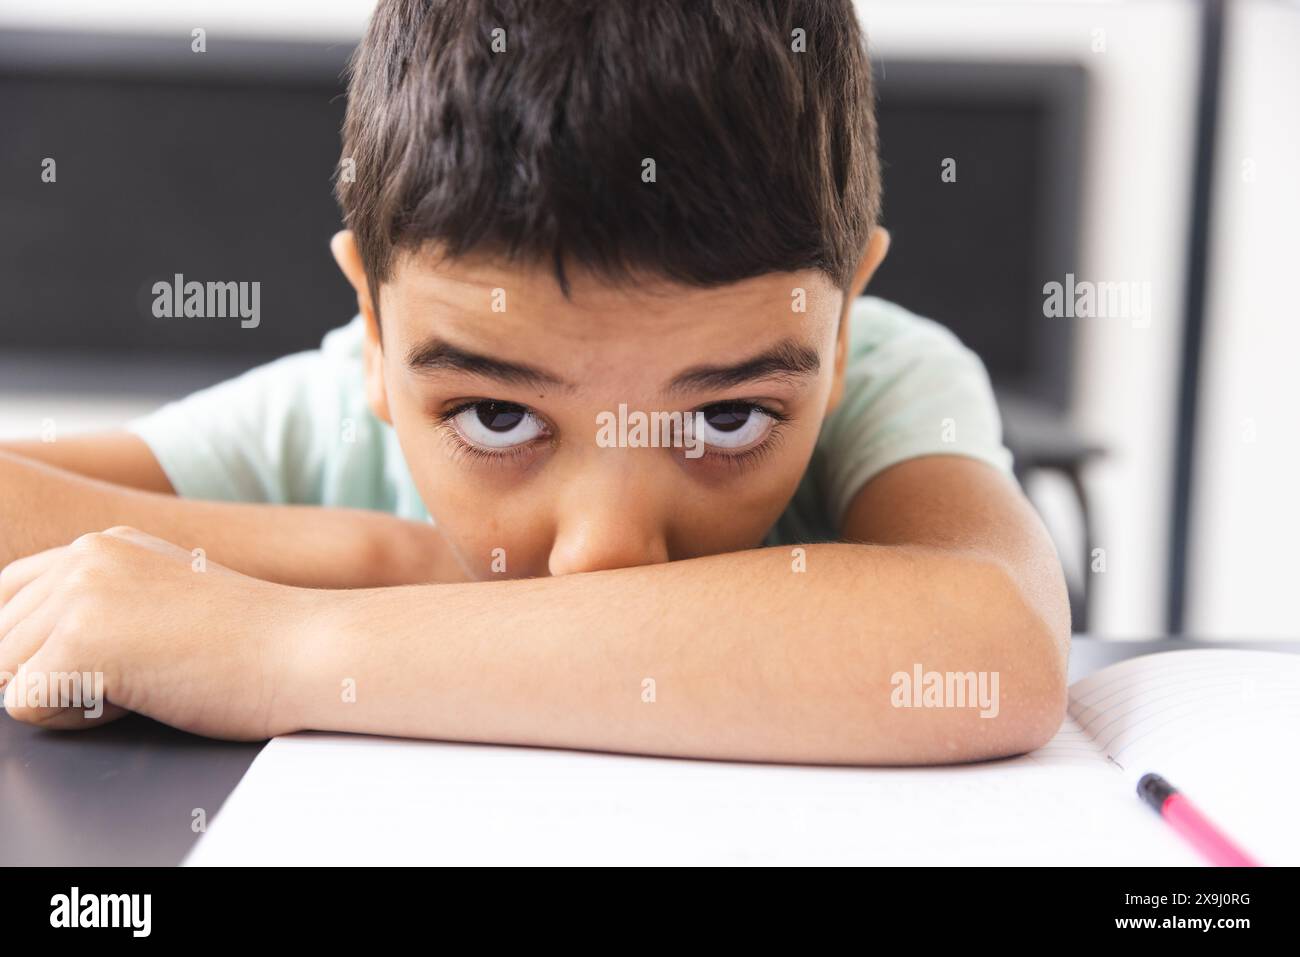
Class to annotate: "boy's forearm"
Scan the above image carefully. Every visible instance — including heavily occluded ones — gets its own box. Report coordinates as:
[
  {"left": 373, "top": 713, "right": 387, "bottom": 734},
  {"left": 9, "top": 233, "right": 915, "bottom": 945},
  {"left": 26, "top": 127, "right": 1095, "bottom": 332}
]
[
  {"left": 285, "top": 544, "right": 1069, "bottom": 765},
  {"left": 0, "top": 451, "right": 450, "bottom": 588}
]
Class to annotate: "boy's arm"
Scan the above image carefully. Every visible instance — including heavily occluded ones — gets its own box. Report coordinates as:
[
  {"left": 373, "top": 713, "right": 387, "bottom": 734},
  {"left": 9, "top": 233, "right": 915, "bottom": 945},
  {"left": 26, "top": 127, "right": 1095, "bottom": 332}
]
[
  {"left": 0, "top": 455, "right": 1068, "bottom": 763},
  {"left": 281, "top": 455, "right": 1068, "bottom": 764},
  {"left": 0, "top": 437, "right": 456, "bottom": 588},
  {"left": 0, "top": 432, "right": 176, "bottom": 495}
]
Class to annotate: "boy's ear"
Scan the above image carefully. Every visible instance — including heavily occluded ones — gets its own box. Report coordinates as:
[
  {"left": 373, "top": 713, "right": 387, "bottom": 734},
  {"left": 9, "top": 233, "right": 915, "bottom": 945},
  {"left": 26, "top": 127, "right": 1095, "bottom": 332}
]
[
  {"left": 331, "top": 230, "right": 392, "bottom": 426},
  {"left": 826, "top": 227, "right": 891, "bottom": 414}
]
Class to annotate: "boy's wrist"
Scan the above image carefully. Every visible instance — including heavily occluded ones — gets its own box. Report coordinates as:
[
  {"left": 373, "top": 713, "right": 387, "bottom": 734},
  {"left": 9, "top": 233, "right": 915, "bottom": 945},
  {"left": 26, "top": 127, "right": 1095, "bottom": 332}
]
[
  {"left": 270, "top": 537, "right": 460, "bottom": 736},
  {"left": 275, "top": 585, "right": 364, "bottom": 735}
]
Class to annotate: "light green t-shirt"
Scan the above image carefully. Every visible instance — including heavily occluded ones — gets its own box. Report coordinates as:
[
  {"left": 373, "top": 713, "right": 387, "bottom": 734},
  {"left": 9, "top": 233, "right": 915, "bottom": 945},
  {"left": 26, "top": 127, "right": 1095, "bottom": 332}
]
[{"left": 128, "top": 296, "right": 1014, "bottom": 545}]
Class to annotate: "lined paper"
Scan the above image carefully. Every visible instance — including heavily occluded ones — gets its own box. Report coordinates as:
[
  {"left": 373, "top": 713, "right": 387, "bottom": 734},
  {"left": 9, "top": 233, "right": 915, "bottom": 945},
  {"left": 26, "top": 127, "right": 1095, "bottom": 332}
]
[
  {"left": 1067, "top": 649, "right": 1300, "bottom": 863},
  {"left": 186, "top": 649, "right": 1297, "bottom": 866}
]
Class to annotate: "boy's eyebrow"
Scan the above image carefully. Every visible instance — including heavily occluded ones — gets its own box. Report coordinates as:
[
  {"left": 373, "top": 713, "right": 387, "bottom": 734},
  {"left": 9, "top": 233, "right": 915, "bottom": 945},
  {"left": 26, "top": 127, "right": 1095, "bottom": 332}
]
[
  {"left": 667, "top": 338, "right": 821, "bottom": 394},
  {"left": 405, "top": 335, "right": 821, "bottom": 394},
  {"left": 405, "top": 338, "right": 572, "bottom": 390}
]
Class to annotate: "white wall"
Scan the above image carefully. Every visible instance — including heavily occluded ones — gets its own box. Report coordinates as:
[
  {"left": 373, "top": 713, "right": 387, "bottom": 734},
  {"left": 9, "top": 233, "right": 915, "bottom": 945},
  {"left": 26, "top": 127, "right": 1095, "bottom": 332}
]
[
  {"left": 858, "top": 1, "right": 1200, "bottom": 637},
  {"left": 1188, "top": 0, "right": 1300, "bottom": 639}
]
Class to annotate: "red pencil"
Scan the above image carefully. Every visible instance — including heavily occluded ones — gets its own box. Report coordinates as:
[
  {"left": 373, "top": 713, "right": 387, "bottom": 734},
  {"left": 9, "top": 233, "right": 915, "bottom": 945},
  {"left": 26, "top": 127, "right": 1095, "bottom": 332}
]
[{"left": 1138, "top": 772, "right": 1260, "bottom": 867}]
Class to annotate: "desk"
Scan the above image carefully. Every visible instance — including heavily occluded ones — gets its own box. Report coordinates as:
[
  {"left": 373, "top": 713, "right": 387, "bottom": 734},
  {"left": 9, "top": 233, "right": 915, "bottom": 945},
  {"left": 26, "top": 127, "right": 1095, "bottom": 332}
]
[{"left": 2, "top": 637, "right": 1297, "bottom": 866}]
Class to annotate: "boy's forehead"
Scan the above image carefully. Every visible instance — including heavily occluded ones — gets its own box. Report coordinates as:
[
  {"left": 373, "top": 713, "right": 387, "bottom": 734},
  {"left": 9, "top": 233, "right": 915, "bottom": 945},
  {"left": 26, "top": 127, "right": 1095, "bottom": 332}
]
[{"left": 382, "top": 249, "right": 844, "bottom": 348}]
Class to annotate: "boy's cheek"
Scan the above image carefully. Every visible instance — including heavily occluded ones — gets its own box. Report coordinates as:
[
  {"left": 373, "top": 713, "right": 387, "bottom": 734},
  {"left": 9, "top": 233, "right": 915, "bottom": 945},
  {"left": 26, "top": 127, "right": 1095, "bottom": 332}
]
[{"left": 417, "top": 484, "right": 554, "bottom": 580}]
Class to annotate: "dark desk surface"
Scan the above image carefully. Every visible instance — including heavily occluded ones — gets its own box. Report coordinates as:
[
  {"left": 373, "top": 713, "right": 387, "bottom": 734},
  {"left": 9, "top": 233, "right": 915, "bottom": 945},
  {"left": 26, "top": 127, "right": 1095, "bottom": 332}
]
[{"left": 3, "top": 636, "right": 1297, "bottom": 866}]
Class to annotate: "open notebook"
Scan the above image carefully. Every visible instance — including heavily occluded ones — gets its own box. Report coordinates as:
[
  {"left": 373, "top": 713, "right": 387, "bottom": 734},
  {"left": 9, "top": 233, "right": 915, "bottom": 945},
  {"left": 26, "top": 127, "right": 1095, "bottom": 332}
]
[{"left": 186, "top": 649, "right": 1300, "bottom": 865}]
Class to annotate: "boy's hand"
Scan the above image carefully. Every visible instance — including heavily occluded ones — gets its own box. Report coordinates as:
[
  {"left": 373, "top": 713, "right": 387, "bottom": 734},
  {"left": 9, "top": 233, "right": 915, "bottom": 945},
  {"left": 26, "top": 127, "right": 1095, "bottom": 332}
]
[{"left": 0, "top": 526, "right": 309, "bottom": 740}]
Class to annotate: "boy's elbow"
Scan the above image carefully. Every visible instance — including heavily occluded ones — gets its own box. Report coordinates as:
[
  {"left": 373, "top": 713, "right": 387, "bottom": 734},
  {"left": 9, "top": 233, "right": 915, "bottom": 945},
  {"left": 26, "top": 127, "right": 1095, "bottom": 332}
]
[
  {"left": 979, "top": 559, "right": 1072, "bottom": 758},
  {"left": 911, "top": 557, "right": 1070, "bottom": 763},
  {"left": 938, "top": 646, "right": 1068, "bottom": 765},
  {"left": 794, "top": 555, "right": 1071, "bottom": 766},
  {"left": 1002, "top": 659, "right": 1069, "bottom": 756}
]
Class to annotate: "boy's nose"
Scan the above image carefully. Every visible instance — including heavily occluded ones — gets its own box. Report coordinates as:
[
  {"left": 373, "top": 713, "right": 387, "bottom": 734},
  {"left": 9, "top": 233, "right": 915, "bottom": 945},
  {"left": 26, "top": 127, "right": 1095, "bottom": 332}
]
[{"left": 547, "top": 472, "right": 670, "bottom": 577}]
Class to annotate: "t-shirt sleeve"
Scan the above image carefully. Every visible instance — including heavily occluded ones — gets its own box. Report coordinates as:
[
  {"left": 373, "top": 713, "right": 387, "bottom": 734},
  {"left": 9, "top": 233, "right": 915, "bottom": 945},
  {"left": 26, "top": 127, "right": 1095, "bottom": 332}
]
[
  {"left": 125, "top": 318, "right": 373, "bottom": 506},
  {"left": 815, "top": 297, "right": 1015, "bottom": 527}
]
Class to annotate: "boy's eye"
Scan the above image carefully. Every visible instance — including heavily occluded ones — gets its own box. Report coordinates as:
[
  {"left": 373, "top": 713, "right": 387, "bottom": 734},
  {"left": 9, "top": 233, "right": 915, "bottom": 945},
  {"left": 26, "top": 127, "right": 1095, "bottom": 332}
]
[
  {"left": 451, "top": 401, "right": 547, "bottom": 449},
  {"left": 696, "top": 402, "right": 775, "bottom": 450}
]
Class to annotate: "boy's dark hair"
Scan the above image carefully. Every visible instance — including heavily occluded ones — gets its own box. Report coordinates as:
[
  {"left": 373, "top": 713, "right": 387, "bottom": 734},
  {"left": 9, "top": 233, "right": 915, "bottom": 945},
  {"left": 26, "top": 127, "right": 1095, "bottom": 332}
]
[{"left": 337, "top": 0, "right": 880, "bottom": 297}]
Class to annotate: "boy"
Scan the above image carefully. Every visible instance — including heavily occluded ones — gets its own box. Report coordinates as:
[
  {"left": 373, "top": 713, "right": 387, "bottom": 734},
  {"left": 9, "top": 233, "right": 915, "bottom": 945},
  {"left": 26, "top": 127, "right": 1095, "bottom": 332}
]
[{"left": 0, "top": 0, "right": 1068, "bottom": 763}]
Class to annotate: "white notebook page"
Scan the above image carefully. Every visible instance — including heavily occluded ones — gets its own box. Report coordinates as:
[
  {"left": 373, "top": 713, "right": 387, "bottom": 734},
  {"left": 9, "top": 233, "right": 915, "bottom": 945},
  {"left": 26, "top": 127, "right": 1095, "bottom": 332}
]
[
  {"left": 186, "top": 649, "right": 1298, "bottom": 866},
  {"left": 1065, "top": 649, "right": 1300, "bottom": 864}
]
